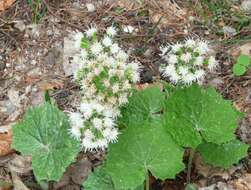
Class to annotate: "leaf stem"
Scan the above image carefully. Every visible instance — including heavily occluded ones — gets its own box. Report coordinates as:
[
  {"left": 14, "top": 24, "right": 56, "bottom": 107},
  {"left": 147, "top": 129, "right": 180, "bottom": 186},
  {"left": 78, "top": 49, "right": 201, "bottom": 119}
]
[
  {"left": 145, "top": 171, "right": 149, "bottom": 190},
  {"left": 187, "top": 148, "right": 195, "bottom": 184}
]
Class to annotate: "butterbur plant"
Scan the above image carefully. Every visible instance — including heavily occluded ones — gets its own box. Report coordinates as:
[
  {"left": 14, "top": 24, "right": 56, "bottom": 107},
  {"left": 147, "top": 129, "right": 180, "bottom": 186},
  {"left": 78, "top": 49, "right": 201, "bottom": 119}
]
[
  {"left": 68, "top": 25, "right": 141, "bottom": 151},
  {"left": 159, "top": 38, "right": 218, "bottom": 85},
  {"left": 11, "top": 23, "right": 249, "bottom": 190},
  {"left": 82, "top": 84, "right": 249, "bottom": 190}
]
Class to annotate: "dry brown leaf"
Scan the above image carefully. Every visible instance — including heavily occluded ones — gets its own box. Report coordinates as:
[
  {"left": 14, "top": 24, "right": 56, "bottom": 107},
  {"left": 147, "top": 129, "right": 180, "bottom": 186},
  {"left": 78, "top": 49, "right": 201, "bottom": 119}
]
[
  {"left": 231, "top": 43, "right": 251, "bottom": 57},
  {"left": 9, "top": 169, "right": 30, "bottom": 190},
  {"left": 8, "top": 155, "right": 32, "bottom": 175},
  {"left": 116, "top": 0, "right": 141, "bottom": 10},
  {"left": 38, "top": 80, "right": 64, "bottom": 91},
  {"left": 0, "top": 0, "right": 16, "bottom": 11},
  {"left": 147, "top": 0, "right": 188, "bottom": 29},
  {"left": 240, "top": 43, "right": 251, "bottom": 56},
  {"left": 108, "top": 0, "right": 142, "bottom": 10},
  {"left": 0, "top": 125, "right": 13, "bottom": 156},
  {"left": 136, "top": 82, "right": 162, "bottom": 90},
  {"left": 194, "top": 153, "right": 235, "bottom": 180},
  {"left": 234, "top": 174, "right": 251, "bottom": 190},
  {"left": 111, "top": 0, "right": 188, "bottom": 30}
]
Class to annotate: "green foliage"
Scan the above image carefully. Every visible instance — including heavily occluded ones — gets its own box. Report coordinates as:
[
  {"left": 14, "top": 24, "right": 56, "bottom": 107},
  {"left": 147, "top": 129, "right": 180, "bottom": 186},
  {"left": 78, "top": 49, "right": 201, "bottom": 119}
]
[
  {"left": 233, "top": 54, "right": 251, "bottom": 76},
  {"left": 233, "top": 64, "right": 247, "bottom": 76},
  {"left": 12, "top": 103, "right": 80, "bottom": 182},
  {"left": 12, "top": 83, "right": 249, "bottom": 188},
  {"left": 83, "top": 168, "right": 117, "bottom": 190},
  {"left": 191, "top": 0, "right": 250, "bottom": 36},
  {"left": 119, "top": 86, "right": 165, "bottom": 127},
  {"left": 102, "top": 84, "right": 248, "bottom": 189},
  {"left": 185, "top": 184, "right": 198, "bottom": 190},
  {"left": 197, "top": 139, "right": 249, "bottom": 169},
  {"left": 27, "top": 0, "right": 46, "bottom": 23},
  {"left": 105, "top": 121, "right": 184, "bottom": 189},
  {"left": 163, "top": 84, "right": 239, "bottom": 148},
  {"left": 81, "top": 37, "right": 90, "bottom": 49},
  {"left": 237, "top": 55, "right": 251, "bottom": 67},
  {"left": 83, "top": 168, "right": 144, "bottom": 190}
]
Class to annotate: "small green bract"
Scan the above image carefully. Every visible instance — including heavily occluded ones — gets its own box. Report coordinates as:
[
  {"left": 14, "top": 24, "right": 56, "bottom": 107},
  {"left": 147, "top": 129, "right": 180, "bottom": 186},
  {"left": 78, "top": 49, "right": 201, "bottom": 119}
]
[{"left": 12, "top": 103, "right": 80, "bottom": 182}]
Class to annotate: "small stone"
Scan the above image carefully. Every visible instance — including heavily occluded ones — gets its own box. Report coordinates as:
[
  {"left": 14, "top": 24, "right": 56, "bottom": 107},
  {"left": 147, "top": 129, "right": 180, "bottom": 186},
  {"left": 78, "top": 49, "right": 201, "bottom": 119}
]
[
  {"left": 30, "top": 60, "right": 36, "bottom": 65},
  {"left": 222, "top": 26, "right": 237, "bottom": 37},
  {"left": 4, "top": 100, "right": 16, "bottom": 114},
  {"left": 32, "top": 86, "right": 38, "bottom": 92},
  {"left": 27, "top": 67, "right": 41, "bottom": 76},
  {"left": 25, "top": 85, "right": 32, "bottom": 94},
  {"left": 86, "top": 3, "right": 96, "bottom": 12},
  {"left": 0, "top": 62, "right": 6, "bottom": 70},
  {"left": 241, "top": 0, "right": 251, "bottom": 13},
  {"left": 14, "top": 20, "right": 26, "bottom": 32},
  {"left": 123, "top": 25, "right": 135, "bottom": 33},
  {"left": 204, "top": 30, "right": 210, "bottom": 35}
]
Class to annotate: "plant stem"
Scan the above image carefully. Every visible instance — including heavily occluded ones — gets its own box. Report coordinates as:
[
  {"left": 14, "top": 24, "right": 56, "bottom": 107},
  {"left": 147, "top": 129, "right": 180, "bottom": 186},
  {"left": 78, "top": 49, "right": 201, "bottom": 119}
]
[
  {"left": 145, "top": 171, "right": 149, "bottom": 190},
  {"left": 187, "top": 148, "right": 195, "bottom": 184}
]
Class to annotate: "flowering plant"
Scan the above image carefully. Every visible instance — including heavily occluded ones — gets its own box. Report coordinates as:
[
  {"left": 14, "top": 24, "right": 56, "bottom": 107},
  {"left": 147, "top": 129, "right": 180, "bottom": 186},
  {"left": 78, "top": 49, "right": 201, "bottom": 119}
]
[
  {"left": 68, "top": 25, "right": 141, "bottom": 151},
  {"left": 159, "top": 38, "right": 218, "bottom": 85}
]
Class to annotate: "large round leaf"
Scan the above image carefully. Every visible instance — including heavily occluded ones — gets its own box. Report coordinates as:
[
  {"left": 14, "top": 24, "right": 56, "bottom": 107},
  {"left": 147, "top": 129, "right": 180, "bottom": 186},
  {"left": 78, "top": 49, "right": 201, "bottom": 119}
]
[
  {"left": 12, "top": 103, "right": 80, "bottom": 182},
  {"left": 105, "top": 121, "right": 184, "bottom": 189},
  {"left": 163, "top": 84, "right": 239, "bottom": 148}
]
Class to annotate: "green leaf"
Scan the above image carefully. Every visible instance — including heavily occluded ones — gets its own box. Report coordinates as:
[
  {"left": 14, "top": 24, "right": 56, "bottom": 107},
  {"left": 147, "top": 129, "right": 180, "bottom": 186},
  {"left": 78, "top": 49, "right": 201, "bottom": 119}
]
[
  {"left": 83, "top": 168, "right": 116, "bottom": 190},
  {"left": 197, "top": 139, "right": 249, "bottom": 169},
  {"left": 12, "top": 103, "right": 80, "bottom": 182},
  {"left": 83, "top": 168, "right": 144, "bottom": 190},
  {"left": 163, "top": 84, "right": 239, "bottom": 148},
  {"left": 119, "top": 86, "right": 165, "bottom": 127},
  {"left": 233, "top": 63, "right": 247, "bottom": 76},
  {"left": 185, "top": 184, "right": 198, "bottom": 190},
  {"left": 237, "top": 54, "right": 251, "bottom": 67},
  {"left": 44, "top": 90, "right": 51, "bottom": 104},
  {"left": 105, "top": 121, "right": 185, "bottom": 189},
  {"left": 81, "top": 37, "right": 90, "bottom": 49}
]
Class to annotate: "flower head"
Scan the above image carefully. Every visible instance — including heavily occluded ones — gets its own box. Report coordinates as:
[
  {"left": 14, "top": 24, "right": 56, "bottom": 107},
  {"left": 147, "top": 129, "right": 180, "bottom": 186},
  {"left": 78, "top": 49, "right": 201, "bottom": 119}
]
[
  {"left": 68, "top": 24, "right": 141, "bottom": 151},
  {"left": 160, "top": 39, "right": 218, "bottom": 85},
  {"left": 106, "top": 26, "right": 117, "bottom": 36},
  {"left": 85, "top": 25, "right": 97, "bottom": 37},
  {"left": 90, "top": 42, "right": 103, "bottom": 55}
]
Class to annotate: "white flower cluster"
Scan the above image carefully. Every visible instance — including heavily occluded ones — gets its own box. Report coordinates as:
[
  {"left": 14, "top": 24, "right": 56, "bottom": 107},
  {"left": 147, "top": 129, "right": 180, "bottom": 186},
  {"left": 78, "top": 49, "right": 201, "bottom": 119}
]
[
  {"left": 68, "top": 25, "right": 140, "bottom": 151},
  {"left": 159, "top": 38, "right": 218, "bottom": 85}
]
